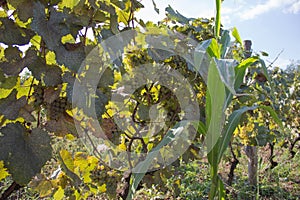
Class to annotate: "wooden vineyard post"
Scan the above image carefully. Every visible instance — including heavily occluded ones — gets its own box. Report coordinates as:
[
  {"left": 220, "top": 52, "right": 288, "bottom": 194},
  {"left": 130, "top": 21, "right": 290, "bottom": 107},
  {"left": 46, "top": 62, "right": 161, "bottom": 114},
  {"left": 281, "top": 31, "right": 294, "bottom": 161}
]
[{"left": 243, "top": 40, "right": 258, "bottom": 190}]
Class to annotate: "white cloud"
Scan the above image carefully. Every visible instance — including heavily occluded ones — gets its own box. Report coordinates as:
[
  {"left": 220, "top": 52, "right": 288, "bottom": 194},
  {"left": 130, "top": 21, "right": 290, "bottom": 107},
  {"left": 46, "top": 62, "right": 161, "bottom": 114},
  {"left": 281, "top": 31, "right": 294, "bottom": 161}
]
[
  {"left": 222, "top": 5, "right": 244, "bottom": 15},
  {"left": 222, "top": 15, "right": 232, "bottom": 26},
  {"left": 221, "top": 4, "right": 245, "bottom": 26},
  {"left": 239, "top": 0, "right": 298, "bottom": 20},
  {"left": 286, "top": 1, "right": 300, "bottom": 14}
]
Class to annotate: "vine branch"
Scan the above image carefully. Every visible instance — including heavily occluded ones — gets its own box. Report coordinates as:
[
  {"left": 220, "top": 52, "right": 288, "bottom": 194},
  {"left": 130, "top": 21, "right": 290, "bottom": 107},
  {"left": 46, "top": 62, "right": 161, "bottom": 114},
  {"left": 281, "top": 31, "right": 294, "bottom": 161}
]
[{"left": 0, "top": 181, "right": 21, "bottom": 200}]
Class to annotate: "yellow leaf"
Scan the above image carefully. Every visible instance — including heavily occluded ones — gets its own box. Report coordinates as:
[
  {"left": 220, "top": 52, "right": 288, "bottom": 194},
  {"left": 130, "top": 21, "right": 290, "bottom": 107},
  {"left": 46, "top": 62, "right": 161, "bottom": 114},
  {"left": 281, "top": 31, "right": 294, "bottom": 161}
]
[
  {"left": 118, "top": 142, "right": 127, "bottom": 151},
  {"left": 103, "top": 101, "right": 117, "bottom": 117},
  {"left": 147, "top": 143, "right": 153, "bottom": 151},
  {"left": 0, "top": 88, "right": 12, "bottom": 99},
  {"left": 147, "top": 27, "right": 168, "bottom": 35},
  {"left": 135, "top": 33, "right": 146, "bottom": 46},
  {"left": 82, "top": 171, "right": 92, "bottom": 183},
  {"left": 150, "top": 86, "right": 160, "bottom": 101},
  {"left": 97, "top": 165, "right": 105, "bottom": 170},
  {"left": 0, "top": 10, "right": 7, "bottom": 18},
  {"left": 30, "top": 35, "right": 41, "bottom": 50},
  {"left": 60, "top": 149, "right": 74, "bottom": 172},
  {"left": 116, "top": 9, "right": 130, "bottom": 25},
  {"left": 98, "top": 184, "right": 106, "bottom": 192},
  {"left": 74, "top": 152, "right": 88, "bottom": 171},
  {"left": 59, "top": 0, "right": 80, "bottom": 9},
  {"left": 56, "top": 173, "right": 68, "bottom": 188},
  {"left": 74, "top": 189, "right": 81, "bottom": 199},
  {"left": 89, "top": 185, "right": 98, "bottom": 194},
  {"left": 16, "top": 77, "right": 37, "bottom": 98},
  {"left": 0, "top": 161, "right": 9, "bottom": 181},
  {"left": 114, "top": 70, "right": 122, "bottom": 82},
  {"left": 53, "top": 186, "right": 64, "bottom": 200},
  {"left": 245, "top": 123, "right": 254, "bottom": 132},
  {"left": 46, "top": 51, "right": 56, "bottom": 65},
  {"left": 36, "top": 180, "right": 53, "bottom": 197},
  {"left": 174, "top": 179, "right": 180, "bottom": 186},
  {"left": 61, "top": 34, "right": 75, "bottom": 44},
  {"left": 87, "top": 156, "right": 98, "bottom": 169},
  {"left": 65, "top": 133, "right": 76, "bottom": 141}
]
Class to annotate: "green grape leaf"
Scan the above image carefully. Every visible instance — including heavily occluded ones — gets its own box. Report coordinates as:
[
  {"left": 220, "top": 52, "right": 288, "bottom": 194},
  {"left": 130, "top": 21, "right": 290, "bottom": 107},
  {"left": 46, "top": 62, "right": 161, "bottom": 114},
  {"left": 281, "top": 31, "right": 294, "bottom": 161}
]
[
  {"left": 0, "top": 48, "right": 37, "bottom": 76},
  {"left": 256, "top": 130, "right": 275, "bottom": 146},
  {"left": 93, "top": 10, "right": 107, "bottom": 23},
  {"left": 4, "top": 46, "right": 22, "bottom": 62},
  {"left": 100, "top": 28, "right": 114, "bottom": 40},
  {"left": 94, "top": 90, "right": 109, "bottom": 118},
  {"left": 97, "top": 67, "right": 114, "bottom": 88},
  {"left": 137, "top": 104, "right": 150, "bottom": 121},
  {"left": 259, "top": 105, "right": 284, "bottom": 130},
  {"left": 151, "top": 0, "right": 159, "bottom": 14},
  {"left": 110, "top": 13, "right": 119, "bottom": 34},
  {"left": 31, "top": 2, "right": 70, "bottom": 50},
  {"left": 165, "top": 5, "right": 191, "bottom": 24},
  {"left": 0, "top": 89, "right": 26, "bottom": 120},
  {"left": 0, "top": 69, "right": 18, "bottom": 89},
  {"left": 27, "top": 56, "right": 62, "bottom": 86},
  {"left": 58, "top": 148, "right": 82, "bottom": 187},
  {"left": 72, "top": 80, "right": 108, "bottom": 118},
  {"left": 147, "top": 48, "right": 173, "bottom": 62},
  {"left": 6, "top": 0, "right": 20, "bottom": 7},
  {"left": 19, "top": 104, "right": 36, "bottom": 122},
  {"left": 0, "top": 18, "right": 34, "bottom": 45},
  {"left": 8, "top": 0, "right": 34, "bottom": 22},
  {"left": 27, "top": 56, "right": 46, "bottom": 80},
  {"left": 131, "top": 0, "right": 144, "bottom": 9},
  {"left": 0, "top": 123, "right": 52, "bottom": 185},
  {"left": 34, "top": 180, "right": 53, "bottom": 198},
  {"left": 62, "top": 71, "right": 75, "bottom": 100},
  {"left": 55, "top": 45, "right": 85, "bottom": 72},
  {"left": 111, "top": 0, "right": 126, "bottom": 9},
  {"left": 43, "top": 65, "right": 63, "bottom": 86},
  {"left": 98, "top": 1, "right": 116, "bottom": 14},
  {"left": 44, "top": 112, "right": 78, "bottom": 137},
  {"left": 32, "top": 1, "right": 84, "bottom": 71},
  {"left": 43, "top": 86, "right": 62, "bottom": 105},
  {"left": 259, "top": 59, "right": 275, "bottom": 99},
  {"left": 17, "top": 0, "right": 34, "bottom": 22}
]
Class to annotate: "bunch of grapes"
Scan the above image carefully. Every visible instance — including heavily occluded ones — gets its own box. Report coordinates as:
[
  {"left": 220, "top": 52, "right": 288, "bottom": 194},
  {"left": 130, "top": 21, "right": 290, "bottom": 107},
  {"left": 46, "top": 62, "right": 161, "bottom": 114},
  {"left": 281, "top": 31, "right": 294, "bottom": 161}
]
[
  {"left": 32, "top": 84, "right": 44, "bottom": 107},
  {"left": 90, "top": 165, "right": 121, "bottom": 198},
  {"left": 124, "top": 48, "right": 151, "bottom": 69},
  {"left": 49, "top": 97, "right": 68, "bottom": 121},
  {"left": 169, "top": 55, "right": 187, "bottom": 70},
  {"left": 63, "top": 185, "right": 75, "bottom": 197}
]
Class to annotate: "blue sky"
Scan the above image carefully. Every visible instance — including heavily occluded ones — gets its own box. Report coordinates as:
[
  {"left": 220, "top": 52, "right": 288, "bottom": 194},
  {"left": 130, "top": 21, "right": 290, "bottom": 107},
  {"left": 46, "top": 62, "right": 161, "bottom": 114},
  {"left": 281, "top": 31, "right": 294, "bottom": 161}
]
[{"left": 136, "top": 0, "right": 300, "bottom": 68}]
